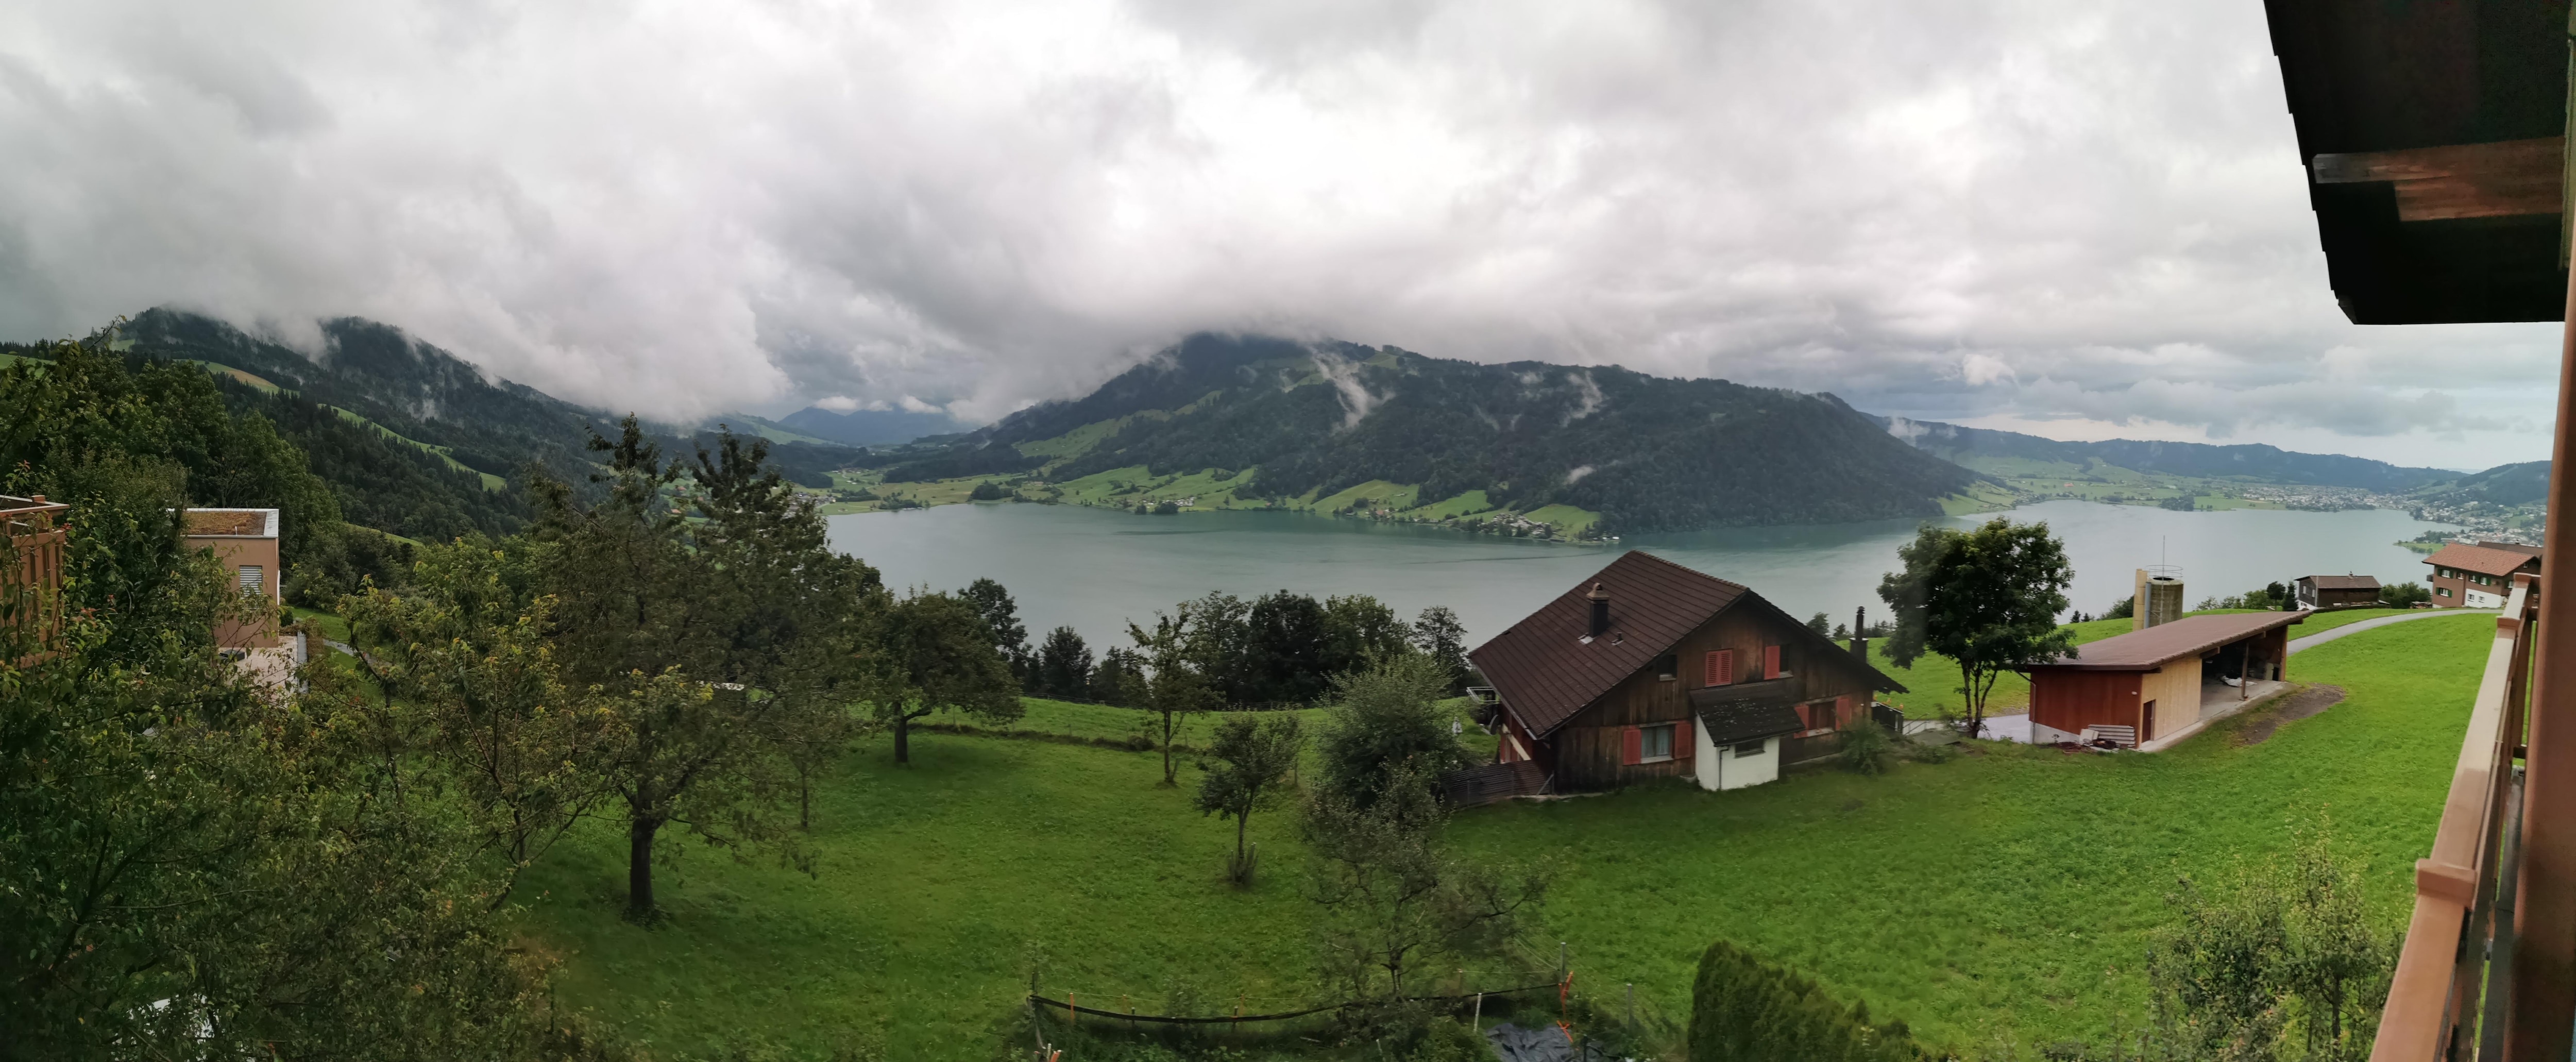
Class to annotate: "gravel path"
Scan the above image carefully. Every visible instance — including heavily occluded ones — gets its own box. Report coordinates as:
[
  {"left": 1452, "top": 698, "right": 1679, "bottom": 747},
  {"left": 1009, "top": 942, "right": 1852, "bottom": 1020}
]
[{"left": 2287, "top": 609, "right": 2495, "bottom": 655}]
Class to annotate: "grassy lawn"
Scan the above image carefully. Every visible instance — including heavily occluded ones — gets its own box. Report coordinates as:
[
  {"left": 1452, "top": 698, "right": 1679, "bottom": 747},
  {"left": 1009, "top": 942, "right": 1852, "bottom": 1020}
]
[{"left": 514, "top": 612, "right": 2489, "bottom": 1058}]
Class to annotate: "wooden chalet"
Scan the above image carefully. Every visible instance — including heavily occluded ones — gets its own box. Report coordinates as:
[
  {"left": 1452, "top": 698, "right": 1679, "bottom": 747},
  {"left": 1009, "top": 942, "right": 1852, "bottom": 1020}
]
[
  {"left": 2425, "top": 541, "right": 2544, "bottom": 609},
  {"left": 2295, "top": 573, "right": 2382, "bottom": 609},
  {"left": 2025, "top": 612, "right": 2304, "bottom": 751},
  {"left": 1458, "top": 551, "right": 1905, "bottom": 801}
]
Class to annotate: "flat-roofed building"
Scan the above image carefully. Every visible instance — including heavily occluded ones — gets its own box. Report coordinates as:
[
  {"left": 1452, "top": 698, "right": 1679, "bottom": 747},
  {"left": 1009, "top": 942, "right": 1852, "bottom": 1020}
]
[{"left": 182, "top": 508, "right": 301, "bottom": 685}]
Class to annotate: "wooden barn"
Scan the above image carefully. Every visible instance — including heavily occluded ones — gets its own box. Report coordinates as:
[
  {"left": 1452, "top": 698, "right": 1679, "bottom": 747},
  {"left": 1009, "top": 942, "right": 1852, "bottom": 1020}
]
[
  {"left": 2294, "top": 574, "right": 2380, "bottom": 609},
  {"left": 1458, "top": 551, "right": 1905, "bottom": 801},
  {"left": 2025, "top": 612, "right": 2304, "bottom": 751}
]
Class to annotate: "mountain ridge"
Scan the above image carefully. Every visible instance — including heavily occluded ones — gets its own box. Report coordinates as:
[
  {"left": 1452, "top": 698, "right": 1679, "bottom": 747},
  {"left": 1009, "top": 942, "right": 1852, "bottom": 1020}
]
[{"left": 912, "top": 333, "right": 1989, "bottom": 535}]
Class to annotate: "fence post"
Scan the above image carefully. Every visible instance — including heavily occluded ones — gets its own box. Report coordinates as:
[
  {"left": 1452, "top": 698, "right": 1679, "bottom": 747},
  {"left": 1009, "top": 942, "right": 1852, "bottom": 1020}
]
[
  {"left": 1027, "top": 971, "right": 1046, "bottom": 1061},
  {"left": 1625, "top": 983, "right": 1634, "bottom": 1031}
]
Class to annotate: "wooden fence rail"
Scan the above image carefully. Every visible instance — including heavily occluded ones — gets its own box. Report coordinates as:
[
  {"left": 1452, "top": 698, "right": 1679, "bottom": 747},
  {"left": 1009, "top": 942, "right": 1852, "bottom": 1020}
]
[{"left": 2371, "top": 573, "right": 2536, "bottom": 1060}]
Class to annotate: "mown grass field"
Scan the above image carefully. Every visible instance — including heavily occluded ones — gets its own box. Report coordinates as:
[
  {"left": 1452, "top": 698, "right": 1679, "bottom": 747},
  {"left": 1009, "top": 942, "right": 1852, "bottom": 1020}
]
[{"left": 511, "top": 611, "right": 2490, "bottom": 1059}]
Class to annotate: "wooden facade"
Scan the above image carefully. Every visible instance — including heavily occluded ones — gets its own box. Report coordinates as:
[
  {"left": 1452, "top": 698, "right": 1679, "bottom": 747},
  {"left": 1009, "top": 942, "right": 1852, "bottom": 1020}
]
[
  {"left": 1471, "top": 552, "right": 1905, "bottom": 798},
  {"left": 2026, "top": 613, "right": 2300, "bottom": 747},
  {"left": 1546, "top": 601, "right": 1884, "bottom": 790},
  {"left": 1, "top": 495, "right": 69, "bottom": 651}
]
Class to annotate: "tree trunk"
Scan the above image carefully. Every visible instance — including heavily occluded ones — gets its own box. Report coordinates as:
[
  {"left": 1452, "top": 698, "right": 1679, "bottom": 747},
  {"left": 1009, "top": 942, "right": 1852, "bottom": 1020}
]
[
  {"left": 799, "top": 777, "right": 811, "bottom": 831},
  {"left": 1232, "top": 812, "right": 1251, "bottom": 884},
  {"left": 1159, "top": 712, "right": 1176, "bottom": 786},
  {"left": 626, "top": 817, "right": 662, "bottom": 922},
  {"left": 894, "top": 712, "right": 911, "bottom": 764}
]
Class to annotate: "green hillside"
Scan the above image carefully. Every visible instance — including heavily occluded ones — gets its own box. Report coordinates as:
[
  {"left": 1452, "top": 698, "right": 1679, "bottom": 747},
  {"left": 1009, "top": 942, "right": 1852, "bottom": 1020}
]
[{"left": 875, "top": 334, "right": 1986, "bottom": 536}]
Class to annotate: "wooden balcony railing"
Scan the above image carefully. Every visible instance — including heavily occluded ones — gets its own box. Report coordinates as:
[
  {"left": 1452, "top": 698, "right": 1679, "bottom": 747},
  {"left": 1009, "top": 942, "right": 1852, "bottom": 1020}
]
[{"left": 2371, "top": 572, "right": 2538, "bottom": 1060}]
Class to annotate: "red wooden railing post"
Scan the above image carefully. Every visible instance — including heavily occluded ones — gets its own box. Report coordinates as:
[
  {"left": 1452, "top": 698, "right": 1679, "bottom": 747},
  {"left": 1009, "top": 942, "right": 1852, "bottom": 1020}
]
[{"left": 2504, "top": 266, "right": 2576, "bottom": 1060}]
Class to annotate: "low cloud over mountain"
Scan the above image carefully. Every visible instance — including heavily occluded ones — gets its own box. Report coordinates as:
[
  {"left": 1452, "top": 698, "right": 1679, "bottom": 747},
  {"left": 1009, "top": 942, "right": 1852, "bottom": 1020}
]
[{"left": 0, "top": 0, "right": 2557, "bottom": 469}]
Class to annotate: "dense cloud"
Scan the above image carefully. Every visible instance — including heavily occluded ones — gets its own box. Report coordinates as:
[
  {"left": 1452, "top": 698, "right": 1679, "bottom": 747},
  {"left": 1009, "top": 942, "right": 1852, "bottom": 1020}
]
[{"left": 0, "top": 0, "right": 2557, "bottom": 468}]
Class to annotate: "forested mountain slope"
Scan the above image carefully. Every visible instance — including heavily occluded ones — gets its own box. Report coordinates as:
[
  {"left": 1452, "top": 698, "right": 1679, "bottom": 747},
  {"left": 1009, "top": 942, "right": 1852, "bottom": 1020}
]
[
  {"left": 1877, "top": 415, "right": 2454, "bottom": 492},
  {"left": 2413, "top": 459, "right": 2550, "bottom": 506},
  {"left": 912, "top": 333, "right": 1986, "bottom": 534},
  {"left": 2, "top": 310, "right": 869, "bottom": 547}
]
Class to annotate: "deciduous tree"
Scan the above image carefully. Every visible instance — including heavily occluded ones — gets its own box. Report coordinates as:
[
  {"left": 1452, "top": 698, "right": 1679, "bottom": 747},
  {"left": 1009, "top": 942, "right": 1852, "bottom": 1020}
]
[
  {"left": 1195, "top": 714, "right": 1303, "bottom": 884},
  {"left": 877, "top": 589, "right": 1022, "bottom": 764},
  {"left": 1303, "top": 762, "right": 1547, "bottom": 1009},
  {"left": 536, "top": 418, "right": 879, "bottom": 920},
  {"left": 1315, "top": 653, "right": 1468, "bottom": 810},
  {"left": 1131, "top": 606, "right": 1222, "bottom": 785},
  {"left": 1877, "top": 519, "right": 2074, "bottom": 739}
]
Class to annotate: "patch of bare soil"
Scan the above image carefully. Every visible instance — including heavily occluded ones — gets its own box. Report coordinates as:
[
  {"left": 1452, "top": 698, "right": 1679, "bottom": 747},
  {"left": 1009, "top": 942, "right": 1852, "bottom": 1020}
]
[{"left": 2238, "top": 684, "right": 2346, "bottom": 746}]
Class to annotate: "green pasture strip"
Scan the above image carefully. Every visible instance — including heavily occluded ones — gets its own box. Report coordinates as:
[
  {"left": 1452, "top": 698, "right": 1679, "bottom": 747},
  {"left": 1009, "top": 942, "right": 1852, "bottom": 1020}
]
[
  {"left": 321, "top": 405, "right": 506, "bottom": 491},
  {"left": 515, "top": 614, "right": 2489, "bottom": 1058}
]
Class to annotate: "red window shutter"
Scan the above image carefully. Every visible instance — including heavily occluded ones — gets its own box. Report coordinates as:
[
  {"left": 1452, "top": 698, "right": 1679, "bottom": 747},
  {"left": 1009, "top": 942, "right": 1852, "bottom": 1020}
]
[
  {"left": 1704, "top": 649, "right": 1734, "bottom": 686},
  {"left": 1620, "top": 726, "right": 1642, "bottom": 766},
  {"left": 1764, "top": 645, "right": 1782, "bottom": 679},
  {"left": 1674, "top": 718, "right": 1693, "bottom": 757}
]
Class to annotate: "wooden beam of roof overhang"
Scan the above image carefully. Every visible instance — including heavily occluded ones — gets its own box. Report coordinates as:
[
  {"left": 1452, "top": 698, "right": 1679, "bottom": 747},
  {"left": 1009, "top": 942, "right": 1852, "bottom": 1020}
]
[{"left": 2265, "top": 0, "right": 2573, "bottom": 324}]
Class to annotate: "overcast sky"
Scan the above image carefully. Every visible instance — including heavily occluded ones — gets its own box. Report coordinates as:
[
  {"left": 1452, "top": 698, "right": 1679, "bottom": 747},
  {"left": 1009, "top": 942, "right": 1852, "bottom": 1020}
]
[{"left": 0, "top": 0, "right": 2560, "bottom": 470}]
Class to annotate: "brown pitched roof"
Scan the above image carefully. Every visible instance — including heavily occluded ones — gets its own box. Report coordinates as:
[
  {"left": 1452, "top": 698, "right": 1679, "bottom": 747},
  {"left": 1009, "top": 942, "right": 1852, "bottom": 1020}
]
[
  {"left": 2426, "top": 542, "right": 2541, "bottom": 578},
  {"left": 2478, "top": 541, "right": 2544, "bottom": 558},
  {"left": 2031, "top": 612, "right": 2306, "bottom": 671},
  {"left": 1468, "top": 550, "right": 1901, "bottom": 738},
  {"left": 2300, "top": 574, "right": 2380, "bottom": 591}
]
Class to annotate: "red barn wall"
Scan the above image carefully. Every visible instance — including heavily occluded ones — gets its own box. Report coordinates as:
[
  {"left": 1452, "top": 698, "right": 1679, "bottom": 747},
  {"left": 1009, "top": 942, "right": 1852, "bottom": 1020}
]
[{"left": 2028, "top": 669, "right": 2147, "bottom": 737}]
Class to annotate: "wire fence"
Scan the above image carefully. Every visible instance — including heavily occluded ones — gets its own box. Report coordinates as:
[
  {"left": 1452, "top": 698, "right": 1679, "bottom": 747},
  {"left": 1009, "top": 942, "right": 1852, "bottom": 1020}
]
[{"left": 1027, "top": 979, "right": 1564, "bottom": 1026}]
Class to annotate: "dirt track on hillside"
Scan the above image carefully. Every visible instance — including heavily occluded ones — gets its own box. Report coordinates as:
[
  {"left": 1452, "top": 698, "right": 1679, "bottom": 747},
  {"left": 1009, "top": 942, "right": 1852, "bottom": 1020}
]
[{"left": 2238, "top": 684, "right": 2346, "bottom": 746}]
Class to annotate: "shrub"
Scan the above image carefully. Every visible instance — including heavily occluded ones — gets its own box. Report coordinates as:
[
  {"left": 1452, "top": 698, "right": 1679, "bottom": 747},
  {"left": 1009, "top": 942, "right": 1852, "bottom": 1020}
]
[
  {"left": 968, "top": 481, "right": 1008, "bottom": 501},
  {"left": 1687, "top": 940, "right": 1926, "bottom": 1062},
  {"left": 1404, "top": 1017, "right": 1487, "bottom": 1062},
  {"left": 1839, "top": 718, "right": 1895, "bottom": 775},
  {"left": 2379, "top": 582, "right": 2431, "bottom": 608}
]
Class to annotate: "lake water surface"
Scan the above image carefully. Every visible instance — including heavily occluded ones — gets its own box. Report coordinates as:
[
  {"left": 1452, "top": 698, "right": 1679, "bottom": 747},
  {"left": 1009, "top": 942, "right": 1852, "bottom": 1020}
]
[{"left": 826, "top": 501, "right": 2461, "bottom": 648}]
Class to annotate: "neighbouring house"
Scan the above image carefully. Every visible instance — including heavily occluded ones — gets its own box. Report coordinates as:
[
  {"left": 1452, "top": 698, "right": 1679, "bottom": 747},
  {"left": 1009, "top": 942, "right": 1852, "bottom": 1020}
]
[
  {"left": 182, "top": 508, "right": 303, "bottom": 685},
  {"left": 2424, "top": 542, "right": 2541, "bottom": 609},
  {"left": 1454, "top": 551, "right": 1906, "bottom": 803},
  {"left": 2025, "top": 612, "right": 2305, "bottom": 751},
  {"left": 2295, "top": 574, "right": 2381, "bottom": 609},
  {"left": 2, "top": 494, "right": 70, "bottom": 650}
]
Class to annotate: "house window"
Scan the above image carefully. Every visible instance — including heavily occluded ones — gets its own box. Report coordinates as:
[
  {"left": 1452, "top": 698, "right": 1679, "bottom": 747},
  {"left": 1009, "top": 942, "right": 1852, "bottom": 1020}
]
[
  {"left": 2439, "top": 587, "right": 2453, "bottom": 598},
  {"left": 1639, "top": 723, "right": 1675, "bottom": 763},
  {"left": 1653, "top": 654, "right": 1677, "bottom": 680},
  {"left": 238, "top": 565, "right": 263, "bottom": 594},
  {"left": 1733, "top": 739, "right": 1765, "bottom": 757}
]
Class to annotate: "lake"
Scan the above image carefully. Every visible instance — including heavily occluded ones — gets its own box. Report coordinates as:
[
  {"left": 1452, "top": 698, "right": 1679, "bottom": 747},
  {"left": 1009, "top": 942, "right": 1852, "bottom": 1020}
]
[{"left": 825, "top": 500, "right": 2461, "bottom": 648}]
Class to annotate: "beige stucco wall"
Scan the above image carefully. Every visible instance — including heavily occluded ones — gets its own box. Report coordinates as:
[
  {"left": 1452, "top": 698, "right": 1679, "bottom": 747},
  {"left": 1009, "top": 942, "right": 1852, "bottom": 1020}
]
[
  {"left": 194, "top": 535, "right": 282, "bottom": 649},
  {"left": 2138, "top": 658, "right": 2202, "bottom": 740}
]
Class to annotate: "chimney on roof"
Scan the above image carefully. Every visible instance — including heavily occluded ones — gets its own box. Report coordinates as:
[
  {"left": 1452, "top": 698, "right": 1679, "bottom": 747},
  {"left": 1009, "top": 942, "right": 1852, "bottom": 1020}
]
[
  {"left": 1587, "top": 582, "right": 1611, "bottom": 638},
  {"left": 1853, "top": 605, "right": 1869, "bottom": 662}
]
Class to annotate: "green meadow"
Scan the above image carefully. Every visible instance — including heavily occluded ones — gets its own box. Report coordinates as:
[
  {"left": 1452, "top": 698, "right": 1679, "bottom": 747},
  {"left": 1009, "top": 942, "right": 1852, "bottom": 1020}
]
[{"left": 512, "top": 612, "right": 2490, "bottom": 1059}]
